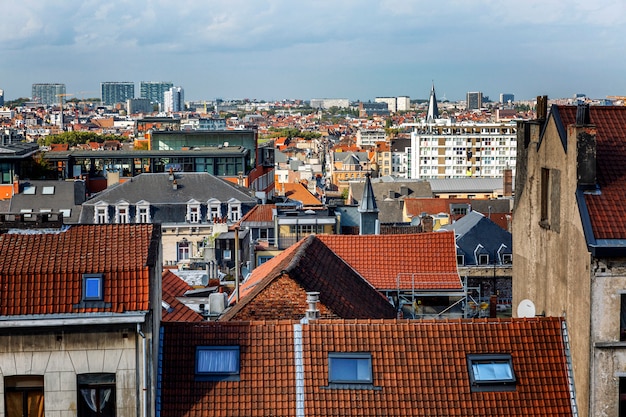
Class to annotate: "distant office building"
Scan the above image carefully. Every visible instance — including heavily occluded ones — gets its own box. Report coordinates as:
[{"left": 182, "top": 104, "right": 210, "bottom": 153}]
[
  {"left": 466, "top": 91, "right": 483, "bottom": 110},
  {"left": 359, "top": 102, "right": 389, "bottom": 117},
  {"left": 310, "top": 98, "right": 350, "bottom": 109},
  {"left": 140, "top": 81, "right": 173, "bottom": 107},
  {"left": 164, "top": 86, "right": 185, "bottom": 113},
  {"left": 0, "top": 89, "right": 4, "bottom": 107},
  {"left": 397, "top": 96, "right": 411, "bottom": 112},
  {"left": 32, "top": 83, "right": 66, "bottom": 106},
  {"left": 500, "top": 93, "right": 514, "bottom": 104},
  {"left": 375, "top": 97, "right": 397, "bottom": 113},
  {"left": 180, "top": 118, "right": 227, "bottom": 131},
  {"left": 127, "top": 98, "right": 153, "bottom": 115},
  {"left": 101, "top": 82, "right": 134, "bottom": 106},
  {"left": 356, "top": 129, "right": 386, "bottom": 147}
]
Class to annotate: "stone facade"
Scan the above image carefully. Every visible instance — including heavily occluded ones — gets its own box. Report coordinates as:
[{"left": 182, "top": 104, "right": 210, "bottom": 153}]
[{"left": 0, "top": 328, "right": 144, "bottom": 417}]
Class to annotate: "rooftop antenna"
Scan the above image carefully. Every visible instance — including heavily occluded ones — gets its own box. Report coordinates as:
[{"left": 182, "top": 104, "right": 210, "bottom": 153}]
[{"left": 517, "top": 299, "right": 536, "bottom": 318}]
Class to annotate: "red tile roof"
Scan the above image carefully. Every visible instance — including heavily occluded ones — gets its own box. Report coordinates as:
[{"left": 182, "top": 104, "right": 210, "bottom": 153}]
[
  {"left": 318, "top": 232, "right": 462, "bottom": 291},
  {"left": 282, "top": 182, "right": 322, "bottom": 206},
  {"left": 557, "top": 106, "right": 626, "bottom": 239},
  {"left": 162, "top": 270, "right": 204, "bottom": 323},
  {"left": 404, "top": 197, "right": 471, "bottom": 218},
  {"left": 160, "top": 317, "right": 574, "bottom": 417},
  {"left": 221, "top": 236, "right": 396, "bottom": 321},
  {"left": 0, "top": 224, "right": 158, "bottom": 315},
  {"left": 239, "top": 203, "right": 276, "bottom": 223}
]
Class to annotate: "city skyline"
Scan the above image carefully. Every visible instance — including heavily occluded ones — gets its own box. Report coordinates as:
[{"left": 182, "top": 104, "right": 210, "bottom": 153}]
[{"left": 1, "top": 1, "right": 624, "bottom": 102}]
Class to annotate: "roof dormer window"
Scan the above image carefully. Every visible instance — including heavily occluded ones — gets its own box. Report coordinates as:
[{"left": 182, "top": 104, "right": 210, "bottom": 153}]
[
  {"left": 94, "top": 203, "right": 109, "bottom": 224},
  {"left": 136, "top": 201, "right": 151, "bottom": 223},
  {"left": 207, "top": 199, "right": 221, "bottom": 222},
  {"left": 115, "top": 201, "right": 130, "bottom": 224},
  {"left": 187, "top": 200, "right": 201, "bottom": 223},
  {"left": 227, "top": 199, "right": 241, "bottom": 222}
]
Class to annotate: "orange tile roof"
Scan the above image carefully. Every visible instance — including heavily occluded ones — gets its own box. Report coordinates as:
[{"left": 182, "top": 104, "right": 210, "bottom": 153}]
[
  {"left": 221, "top": 236, "right": 395, "bottom": 321},
  {"left": 239, "top": 203, "right": 276, "bottom": 223},
  {"left": 404, "top": 197, "right": 471, "bottom": 218},
  {"left": 159, "top": 317, "right": 574, "bottom": 417},
  {"left": 162, "top": 270, "right": 204, "bottom": 322},
  {"left": 0, "top": 224, "right": 158, "bottom": 315},
  {"left": 282, "top": 182, "right": 322, "bottom": 206},
  {"left": 318, "top": 232, "right": 462, "bottom": 291},
  {"left": 556, "top": 106, "right": 626, "bottom": 239}
]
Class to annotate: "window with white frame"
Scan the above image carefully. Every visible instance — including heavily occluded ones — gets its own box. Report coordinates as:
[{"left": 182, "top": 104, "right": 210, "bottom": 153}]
[
  {"left": 136, "top": 203, "right": 151, "bottom": 223},
  {"left": 178, "top": 241, "right": 190, "bottom": 261},
  {"left": 187, "top": 203, "right": 201, "bottom": 223},
  {"left": 228, "top": 201, "right": 241, "bottom": 222},
  {"left": 94, "top": 205, "right": 108, "bottom": 224},
  {"left": 115, "top": 203, "right": 129, "bottom": 224},
  {"left": 478, "top": 254, "right": 489, "bottom": 265},
  {"left": 207, "top": 199, "right": 221, "bottom": 222}
]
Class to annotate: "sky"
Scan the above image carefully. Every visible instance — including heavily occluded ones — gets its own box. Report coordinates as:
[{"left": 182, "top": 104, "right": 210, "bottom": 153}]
[{"left": 1, "top": 0, "right": 625, "bottom": 103}]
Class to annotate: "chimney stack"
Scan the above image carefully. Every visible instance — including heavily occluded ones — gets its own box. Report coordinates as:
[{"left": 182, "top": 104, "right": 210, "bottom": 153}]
[{"left": 306, "top": 292, "right": 320, "bottom": 320}]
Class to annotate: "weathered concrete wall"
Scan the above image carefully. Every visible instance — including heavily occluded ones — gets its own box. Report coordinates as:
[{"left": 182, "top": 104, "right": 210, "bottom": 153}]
[
  {"left": 0, "top": 329, "right": 140, "bottom": 417},
  {"left": 589, "top": 261, "right": 626, "bottom": 417},
  {"left": 513, "top": 118, "right": 592, "bottom": 417}
]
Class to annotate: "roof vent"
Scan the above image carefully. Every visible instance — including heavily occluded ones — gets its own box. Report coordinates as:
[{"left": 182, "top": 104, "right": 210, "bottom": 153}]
[
  {"left": 306, "top": 292, "right": 320, "bottom": 320},
  {"left": 172, "top": 180, "right": 178, "bottom": 190}
]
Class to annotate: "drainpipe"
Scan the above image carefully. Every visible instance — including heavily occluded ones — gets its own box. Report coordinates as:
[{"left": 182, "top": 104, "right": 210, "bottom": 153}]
[
  {"left": 234, "top": 226, "right": 240, "bottom": 303},
  {"left": 137, "top": 323, "right": 147, "bottom": 417}
]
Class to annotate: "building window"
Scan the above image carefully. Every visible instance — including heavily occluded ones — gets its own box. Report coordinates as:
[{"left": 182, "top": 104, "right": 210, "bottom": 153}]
[
  {"left": 501, "top": 254, "right": 513, "bottom": 264},
  {"left": 223, "top": 249, "right": 232, "bottom": 260},
  {"left": 187, "top": 204, "right": 200, "bottom": 223},
  {"left": 457, "top": 255, "right": 465, "bottom": 266},
  {"left": 328, "top": 353, "right": 373, "bottom": 384},
  {"left": 137, "top": 205, "right": 150, "bottom": 223},
  {"left": 77, "top": 373, "right": 115, "bottom": 417},
  {"left": 540, "top": 167, "right": 561, "bottom": 231},
  {"left": 178, "top": 241, "right": 190, "bottom": 261},
  {"left": 208, "top": 200, "right": 221, "bottom": 221},
  {"left": 5, "top": 376, "right": 44, "bottom": 417},
  {"left": 257, "top": 255, "right": 273, "bottom": 266},
  {"left": 467, "top": 354, "right": 516, "bottom": 392},
  {"left": 618, "top": 377, "right": 626, "bottom": 417},
  {"left": 228, "top": 203, "right": 241, "bottom": 222},
  {"left": 196, "top": 346, "right": 240, "bottom": 381},
  {"left": 478, "top": 254, "right": 489, "bottom": 265},
  {"left": 619, "top": 294, "right": 626, "bottom": 342},
  {"left": 83, "top": 273, "right": 104, "bottom": 301},
  {"left": 95, "top": 205, "right": 108, "bottom": 224},
  {"left": 115, "top": 204, "right": 129, "bottom": 224}
]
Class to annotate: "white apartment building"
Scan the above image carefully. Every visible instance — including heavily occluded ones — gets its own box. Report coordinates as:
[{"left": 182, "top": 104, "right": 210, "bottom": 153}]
[
  {"left": 397, "top": 96, "right": 411, "bottom": 112},
  {"left": 164, "top": 86, "right": 185, "bottom": 113},
  {"left": 356, "top": 129, "right": 386, "bottom": 147},
  {"left": 375, "top": 97, "right": 397, "bottom": 113},
  {"left": 309, "top": 98, "right": 350, "bottom": 109},
  {"left": 409, "top": 121, "right": 516, "bottom": 179}
]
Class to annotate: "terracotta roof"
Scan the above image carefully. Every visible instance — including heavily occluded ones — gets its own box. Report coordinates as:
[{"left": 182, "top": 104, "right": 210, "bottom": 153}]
[
  {"left": 0, "top": 224, "right": 158, "bottom": 315},
  {"left": 282, "top": 182, "right": 322, "bottom": 206},
  {"left": 221, "top": 235, "right": 396, "bottom": 321},
  {"left": 318, "top": 232, "right": 462, "bottom": 291},
  {"left": 162, "top": 270, "right": 204, "bottom": 322},
  {"left": 404, "top": 197, "right": 471, "bottom": 218},
  {"left": 159, "top": 317, "right": 574, "bottom": 417},
  {"left": 239, "top": 203, "right": 276, "bottom": 223},
  {"left": 556, "top": 106, "right": 626, "bottom": 239}
]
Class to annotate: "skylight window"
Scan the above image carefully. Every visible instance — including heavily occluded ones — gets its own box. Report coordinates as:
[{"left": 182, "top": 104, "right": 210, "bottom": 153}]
[
  {"left": 467, "top": 354, "right": 516, "bottom": 392},
  {"left": 23, "top": 186, "right": 36, "bottom": 195},
  {"left": 83, "top": 273, "right": 104, "bottom": 301},
  {"left": 328, "top": 353, "right": 373, "bottom": 384},
  {"left": 196, "top": 346, "right": 240, "bottom": 381},
  {"left": 42, "top": 186, "right": 55, "bottom": 195}
]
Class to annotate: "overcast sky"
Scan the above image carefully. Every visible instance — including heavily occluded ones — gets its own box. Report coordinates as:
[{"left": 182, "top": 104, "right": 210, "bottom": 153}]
[{"left": 1, "top": 0, "right": 625, "bottom": 102}]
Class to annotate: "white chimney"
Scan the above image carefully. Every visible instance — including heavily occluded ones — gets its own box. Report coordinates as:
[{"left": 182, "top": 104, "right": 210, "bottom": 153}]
[{"left": 306, "top": 292, "right": 320, "bottom": 320}]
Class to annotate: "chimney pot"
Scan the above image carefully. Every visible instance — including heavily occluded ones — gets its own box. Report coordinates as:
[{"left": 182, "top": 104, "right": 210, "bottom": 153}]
[{"left": 306, "top": 292, "right": 320, "bottom": 320}]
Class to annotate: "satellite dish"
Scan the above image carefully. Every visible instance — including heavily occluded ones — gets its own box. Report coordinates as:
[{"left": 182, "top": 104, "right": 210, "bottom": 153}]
[{"left": 517, "top": 299, "right": 536, "bottom": 318}]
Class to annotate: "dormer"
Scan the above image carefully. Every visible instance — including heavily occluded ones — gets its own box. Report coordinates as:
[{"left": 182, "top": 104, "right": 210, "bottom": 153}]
[
  {"left": 227, "top": 198, "right": 242, "bottom": 222},
  {"left": 186, "top": 199, "right": 201, "bottom": 223},
  {"left": 94, "top": 201, "right": 109, "bottom": 224},
  {"left": 115, "top": 200, "right": 130, "bottom": 224},
  {"left": 207, "top": 198, "right": 222, "bottom": 222},
  {"left": 136, "top": 200, "right": 151, "bottom": 223}
]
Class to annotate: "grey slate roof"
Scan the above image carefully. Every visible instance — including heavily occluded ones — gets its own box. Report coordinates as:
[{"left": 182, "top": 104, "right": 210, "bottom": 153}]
[
  {"left": 439, "top": 210, "right": 512, "bottom": 264},
  {"left": 79, "top": 172, "right": 257, "bottom": 224},
  {"left": 9, "top": 180, "right": 86, "bottom": 224}
]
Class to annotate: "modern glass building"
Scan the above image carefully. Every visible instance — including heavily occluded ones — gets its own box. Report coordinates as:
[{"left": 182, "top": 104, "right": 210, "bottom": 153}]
[
  {"left": 140, "top": 81, "right": 173, "bottom": 107},
  {"left": 101, "top": 82, "right": 134, "bottom": 106},
  {"left": 32, "top": 83, "right": 66, "bottom": 106}
]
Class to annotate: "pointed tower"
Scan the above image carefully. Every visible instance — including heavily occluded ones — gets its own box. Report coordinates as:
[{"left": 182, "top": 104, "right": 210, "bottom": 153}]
[
  {"left": 358, "top": 173, "right": 379, "bottom": 235},
  {"left": 426, "top": 83, "right": 439, "bottom": 122}
]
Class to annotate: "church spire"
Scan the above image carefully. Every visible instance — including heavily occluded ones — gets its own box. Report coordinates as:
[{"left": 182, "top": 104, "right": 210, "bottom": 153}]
[{"left": 427, "top": 83, "right": 439, "bottom": 122}]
